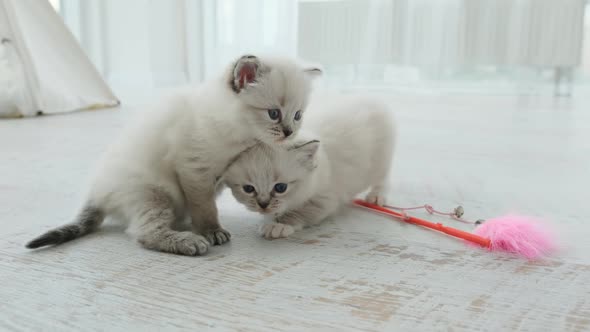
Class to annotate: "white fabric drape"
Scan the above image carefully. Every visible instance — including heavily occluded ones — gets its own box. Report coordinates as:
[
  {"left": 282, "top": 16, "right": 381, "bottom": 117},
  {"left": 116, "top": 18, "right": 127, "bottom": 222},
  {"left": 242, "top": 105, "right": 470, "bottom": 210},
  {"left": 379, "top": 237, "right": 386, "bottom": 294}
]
[
  {"left": 298, "top": 0, "right": 585, "bottom": 66},
  {"left": 57, "top": 0, "right": 587, "bottom": 92},
  {"left": 0, "top": 0, "right": 118, "bottom": 117},
  {"left": 58, "top": 0, "right": 297, "bottom": 91},
  {"left": 0, "top": 38, "right": 30, "bottom": 117},
  {"left": 203, "top": 0, "right": 298, "bottom": 77}
]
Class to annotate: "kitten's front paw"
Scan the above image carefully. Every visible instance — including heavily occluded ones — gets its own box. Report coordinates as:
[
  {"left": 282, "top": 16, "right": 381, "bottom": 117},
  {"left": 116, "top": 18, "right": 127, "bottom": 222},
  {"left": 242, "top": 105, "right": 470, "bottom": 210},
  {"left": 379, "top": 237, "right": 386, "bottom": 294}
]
[
  {"left": 166, "top": 232, "right": 210, "bottom": 256},
  {"left": 365, "top": 192, "right": 387, "bottom": 206},
  {"left": 259, "top": 223, "right": 295, "bottom": 240},
  {"left": 204, "top": 228, "right": 231, "bottom": 246}
]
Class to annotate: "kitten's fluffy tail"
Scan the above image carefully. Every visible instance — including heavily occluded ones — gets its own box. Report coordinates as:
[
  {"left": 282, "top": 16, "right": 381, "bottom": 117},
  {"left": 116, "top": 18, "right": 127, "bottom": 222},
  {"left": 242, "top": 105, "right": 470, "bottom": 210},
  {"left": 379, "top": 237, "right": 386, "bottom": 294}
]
[{"left": 26, "top": 205, "right": 104, "bottom": 249}]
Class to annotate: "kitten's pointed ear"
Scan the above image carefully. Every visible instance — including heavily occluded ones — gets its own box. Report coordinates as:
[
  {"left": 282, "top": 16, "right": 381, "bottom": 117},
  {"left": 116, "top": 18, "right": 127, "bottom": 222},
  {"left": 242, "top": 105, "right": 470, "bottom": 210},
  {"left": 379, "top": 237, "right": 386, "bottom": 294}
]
[
  {"left": 291, "top": 140, "right": 320, "bottom": 169},
  {"left": 232, "top": 55, "right": 263, "bottom": 92},
  {"left": 303, "top": 66, "right": 323, "bottom": 79}
]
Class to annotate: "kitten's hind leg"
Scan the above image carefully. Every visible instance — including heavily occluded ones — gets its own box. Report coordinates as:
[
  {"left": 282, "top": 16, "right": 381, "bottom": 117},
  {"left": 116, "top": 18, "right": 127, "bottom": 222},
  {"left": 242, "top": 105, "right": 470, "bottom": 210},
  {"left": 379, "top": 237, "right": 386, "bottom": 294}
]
[
  {"left": 365, "top": 184, "right": 388, "bottom": 206},
  {"left": 365, "top": 105, "right": 395, "bottom": 207},
  {"left": 181, "top": 179, "right": 231, "bottom": 246},
  {"left": 364, "top": 141, "right": 392, "bottom": 207},
  {"left": 129, "top": 187, "right": 209, "bottom": 256},
  {"left": 364, "top": 139, "right": 393, "bottom": 207}
]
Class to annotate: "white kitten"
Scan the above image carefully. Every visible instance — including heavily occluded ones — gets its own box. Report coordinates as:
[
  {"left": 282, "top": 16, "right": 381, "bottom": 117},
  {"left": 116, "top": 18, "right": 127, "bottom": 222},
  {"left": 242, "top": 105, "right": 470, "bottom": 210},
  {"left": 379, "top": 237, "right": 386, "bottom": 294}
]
[
  {"left": 223, "top": 94, "right": 395, "bottom": 239},
  {"left": 26, "top": 55, "right": 321, "bottom": 255}
]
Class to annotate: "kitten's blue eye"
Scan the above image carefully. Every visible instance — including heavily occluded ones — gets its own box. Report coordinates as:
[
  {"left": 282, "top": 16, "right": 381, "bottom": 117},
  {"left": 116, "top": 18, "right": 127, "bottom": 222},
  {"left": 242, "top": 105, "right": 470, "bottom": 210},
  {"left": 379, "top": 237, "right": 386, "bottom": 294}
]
[
  {"left": 243, "top": 185, "right": 256, "bottom": 193},
  {"left": 294, "top": 111, "right": 302, "bottom": 121},
  {"left": 274, "top": 183, "right": 288, "bottom": 193},
  {"left": 268, "top": 109, "right": 281, "bottom": 120}
]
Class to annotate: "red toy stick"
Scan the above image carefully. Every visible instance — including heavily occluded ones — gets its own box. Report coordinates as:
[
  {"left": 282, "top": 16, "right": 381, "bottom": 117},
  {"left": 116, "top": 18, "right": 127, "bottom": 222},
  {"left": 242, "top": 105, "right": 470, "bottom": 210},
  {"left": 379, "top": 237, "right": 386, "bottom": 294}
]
[
  {"left": 353, "top": 199, "right": 491, "bottom": 248},
  {"left": 353, "top": 199, "right": 557, "bottom": 260}
]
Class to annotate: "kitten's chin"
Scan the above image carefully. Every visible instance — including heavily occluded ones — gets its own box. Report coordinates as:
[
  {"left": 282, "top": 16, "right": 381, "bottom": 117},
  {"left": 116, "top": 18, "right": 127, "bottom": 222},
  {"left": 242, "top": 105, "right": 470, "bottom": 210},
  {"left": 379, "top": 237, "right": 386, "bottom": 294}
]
[
  {"left": 258, "top": 134, "right": 293, "bottom": 145},
  {"left": 246, "top": 206, "right": 274, "bottom": 215}
]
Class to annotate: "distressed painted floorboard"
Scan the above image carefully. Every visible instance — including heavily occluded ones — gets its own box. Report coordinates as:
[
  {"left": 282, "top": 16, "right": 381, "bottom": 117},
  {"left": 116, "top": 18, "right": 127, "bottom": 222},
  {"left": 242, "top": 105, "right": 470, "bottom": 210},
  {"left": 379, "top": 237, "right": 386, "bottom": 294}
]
[{"left": 1, "top": 93, "right": 589, "bottom": 331}]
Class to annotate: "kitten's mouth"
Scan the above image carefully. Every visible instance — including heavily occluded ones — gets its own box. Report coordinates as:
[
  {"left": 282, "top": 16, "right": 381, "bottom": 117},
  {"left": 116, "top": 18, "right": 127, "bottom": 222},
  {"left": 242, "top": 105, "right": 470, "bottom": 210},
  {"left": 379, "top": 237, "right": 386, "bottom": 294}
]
[
  {"left": 249, "top": 206, "right": 273, "bottom": 214},
  {"left": 257, "top": 208, "right": 273, "bottom": 214},
  {"left": 275, "top": 136, "right": 291, "bottom": 143},
  {"left": 267, "top": 131, "right": 290, "bottom": 141}
]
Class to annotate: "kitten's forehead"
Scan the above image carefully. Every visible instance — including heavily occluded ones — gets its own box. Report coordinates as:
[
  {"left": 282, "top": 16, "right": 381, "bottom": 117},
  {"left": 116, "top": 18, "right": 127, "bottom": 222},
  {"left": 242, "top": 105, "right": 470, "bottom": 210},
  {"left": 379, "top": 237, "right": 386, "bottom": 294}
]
[
  {"left": 228, "top": 143, "right": 304, "bottom": 185},
  {"left": 229, "top": 145, "right": 273, "bottom": 181},
  {"left": 270, "top": 64, "right": 311, "bottom": 106}
]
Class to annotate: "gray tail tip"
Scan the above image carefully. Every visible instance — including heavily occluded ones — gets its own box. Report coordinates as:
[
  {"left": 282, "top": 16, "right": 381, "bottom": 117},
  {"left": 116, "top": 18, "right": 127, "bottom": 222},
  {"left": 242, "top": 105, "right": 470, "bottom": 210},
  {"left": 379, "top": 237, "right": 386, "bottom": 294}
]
[{"left": 25, "top": 233, "right": 60, "bottom": 249}]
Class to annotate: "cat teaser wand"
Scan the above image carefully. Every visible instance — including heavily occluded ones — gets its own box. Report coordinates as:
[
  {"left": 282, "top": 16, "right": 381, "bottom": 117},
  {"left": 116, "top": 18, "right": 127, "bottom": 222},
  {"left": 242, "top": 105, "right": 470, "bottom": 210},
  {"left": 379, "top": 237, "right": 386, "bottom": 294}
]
[{"left": 353, "top": 199, "right": 556, "bottom": 260}]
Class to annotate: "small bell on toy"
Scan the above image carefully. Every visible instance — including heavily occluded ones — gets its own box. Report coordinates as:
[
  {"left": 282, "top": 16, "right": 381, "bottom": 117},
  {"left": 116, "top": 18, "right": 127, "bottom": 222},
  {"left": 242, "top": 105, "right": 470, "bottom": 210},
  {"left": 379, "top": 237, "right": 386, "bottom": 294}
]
[{"left": 453, "top": 206, "right": 464, "bottom": 218}]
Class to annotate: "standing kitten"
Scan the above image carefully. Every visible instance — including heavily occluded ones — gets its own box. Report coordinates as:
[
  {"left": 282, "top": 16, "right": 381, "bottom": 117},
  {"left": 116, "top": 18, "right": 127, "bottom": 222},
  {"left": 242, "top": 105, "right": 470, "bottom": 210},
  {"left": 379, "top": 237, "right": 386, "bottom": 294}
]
[
  {"left": 26, "top": 55, "right": 321, "bottom": 255},
  {"left": 223, "top": 94, "right": 395, "bottom": 239}
]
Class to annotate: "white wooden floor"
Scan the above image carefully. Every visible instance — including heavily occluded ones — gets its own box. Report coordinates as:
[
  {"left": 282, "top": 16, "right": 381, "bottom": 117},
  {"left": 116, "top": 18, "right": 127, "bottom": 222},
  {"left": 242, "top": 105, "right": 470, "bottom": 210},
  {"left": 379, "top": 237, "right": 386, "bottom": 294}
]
[{"left": 1, "top": 92, "right": 590, "bottom": 331}]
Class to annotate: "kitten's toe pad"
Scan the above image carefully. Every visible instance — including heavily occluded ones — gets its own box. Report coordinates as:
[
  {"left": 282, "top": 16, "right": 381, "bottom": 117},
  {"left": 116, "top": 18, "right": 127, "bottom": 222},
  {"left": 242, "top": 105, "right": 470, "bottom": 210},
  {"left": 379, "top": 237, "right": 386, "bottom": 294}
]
[
  {"left": 167, "top": 232, "right": 209, "bottom": 256},
  {"left": 259, "top": 223, "right": 294, "bottom": 240},
  {"left": 204, "top": 228, "right": 231, "bottom": 246},
  {"left": 365, "top": 192, "right": 387, "bottom": 206}
]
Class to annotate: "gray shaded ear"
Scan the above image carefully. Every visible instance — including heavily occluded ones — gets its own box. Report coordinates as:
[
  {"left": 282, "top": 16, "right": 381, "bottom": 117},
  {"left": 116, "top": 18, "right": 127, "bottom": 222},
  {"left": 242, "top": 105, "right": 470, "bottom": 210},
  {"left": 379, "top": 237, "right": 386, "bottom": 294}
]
[
  {"left": 291, "top": 140, "right": 320, "bottom": 169},
  {"left": 231, "top": 55, "right": 263, "bottom": 93},
  {"left": 303, "top": 67, "right": 322, "bottom": 78}
]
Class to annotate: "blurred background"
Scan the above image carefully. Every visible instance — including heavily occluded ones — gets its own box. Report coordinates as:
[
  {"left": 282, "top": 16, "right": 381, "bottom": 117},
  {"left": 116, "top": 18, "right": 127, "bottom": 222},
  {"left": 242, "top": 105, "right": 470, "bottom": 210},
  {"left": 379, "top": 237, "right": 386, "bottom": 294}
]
[
  {"left": 1, "top": 0, "right": 589, "bottom": 116},
  {"left": 47, "top": 0, "right": 590, "bottom": 101}
]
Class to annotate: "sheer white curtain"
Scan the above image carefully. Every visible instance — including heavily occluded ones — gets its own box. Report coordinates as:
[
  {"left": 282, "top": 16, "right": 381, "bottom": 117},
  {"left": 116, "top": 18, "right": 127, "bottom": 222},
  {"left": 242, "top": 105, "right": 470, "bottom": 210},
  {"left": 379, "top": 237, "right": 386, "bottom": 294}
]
[
  {"left": 298, "top": 0, "right": 586, "bottom": 93},
  {"left": 56, "top": 0, "right": 587, "bottom": 95},
  {"left": 204, "top": 0, "right": 298, "bottom": 76},
  {"left": 301, "top": 0, "right": 585, "bottom": 67},
  {"left": 57, "top": 0, "right": 297, "bottom": 93}
]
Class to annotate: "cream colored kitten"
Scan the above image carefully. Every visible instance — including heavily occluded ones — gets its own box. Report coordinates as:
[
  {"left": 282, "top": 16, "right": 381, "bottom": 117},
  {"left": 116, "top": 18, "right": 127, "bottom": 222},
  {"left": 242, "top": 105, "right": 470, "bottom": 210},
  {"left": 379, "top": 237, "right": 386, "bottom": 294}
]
[
  {"left": 26, "top": 55, "right": 321, "bottom": 255},
  {"left": 223, "top": 94, "right": 395, "bottom": 239}
]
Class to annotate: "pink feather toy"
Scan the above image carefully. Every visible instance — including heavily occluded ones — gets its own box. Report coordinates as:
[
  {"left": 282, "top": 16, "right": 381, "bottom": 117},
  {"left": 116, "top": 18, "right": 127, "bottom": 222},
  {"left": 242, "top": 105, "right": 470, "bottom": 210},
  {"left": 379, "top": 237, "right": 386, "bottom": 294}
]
[{"left": 353, "top": 199, "right": 557, "bottom": 260}]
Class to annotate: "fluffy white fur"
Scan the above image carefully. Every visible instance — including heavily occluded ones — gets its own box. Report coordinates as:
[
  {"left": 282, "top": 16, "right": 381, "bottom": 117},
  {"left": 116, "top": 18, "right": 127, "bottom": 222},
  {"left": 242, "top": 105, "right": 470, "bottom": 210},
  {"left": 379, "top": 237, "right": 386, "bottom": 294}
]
[
  {"left": 224, "top": 94, "right": 396, "bottom": 239},
  {"left": 27, "top": 55, "right": 320, "bottom": 255}
]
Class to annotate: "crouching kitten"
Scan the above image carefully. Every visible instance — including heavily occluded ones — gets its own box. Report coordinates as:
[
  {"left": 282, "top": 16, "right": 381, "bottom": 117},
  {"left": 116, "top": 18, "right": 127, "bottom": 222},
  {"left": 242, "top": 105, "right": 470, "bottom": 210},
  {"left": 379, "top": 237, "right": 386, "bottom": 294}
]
[
  {"left": 223, "top": 94, "right": 395, "bottom": 239},
  {"left": 26, "top": 55, "right": 321, "bottom": 255}
]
